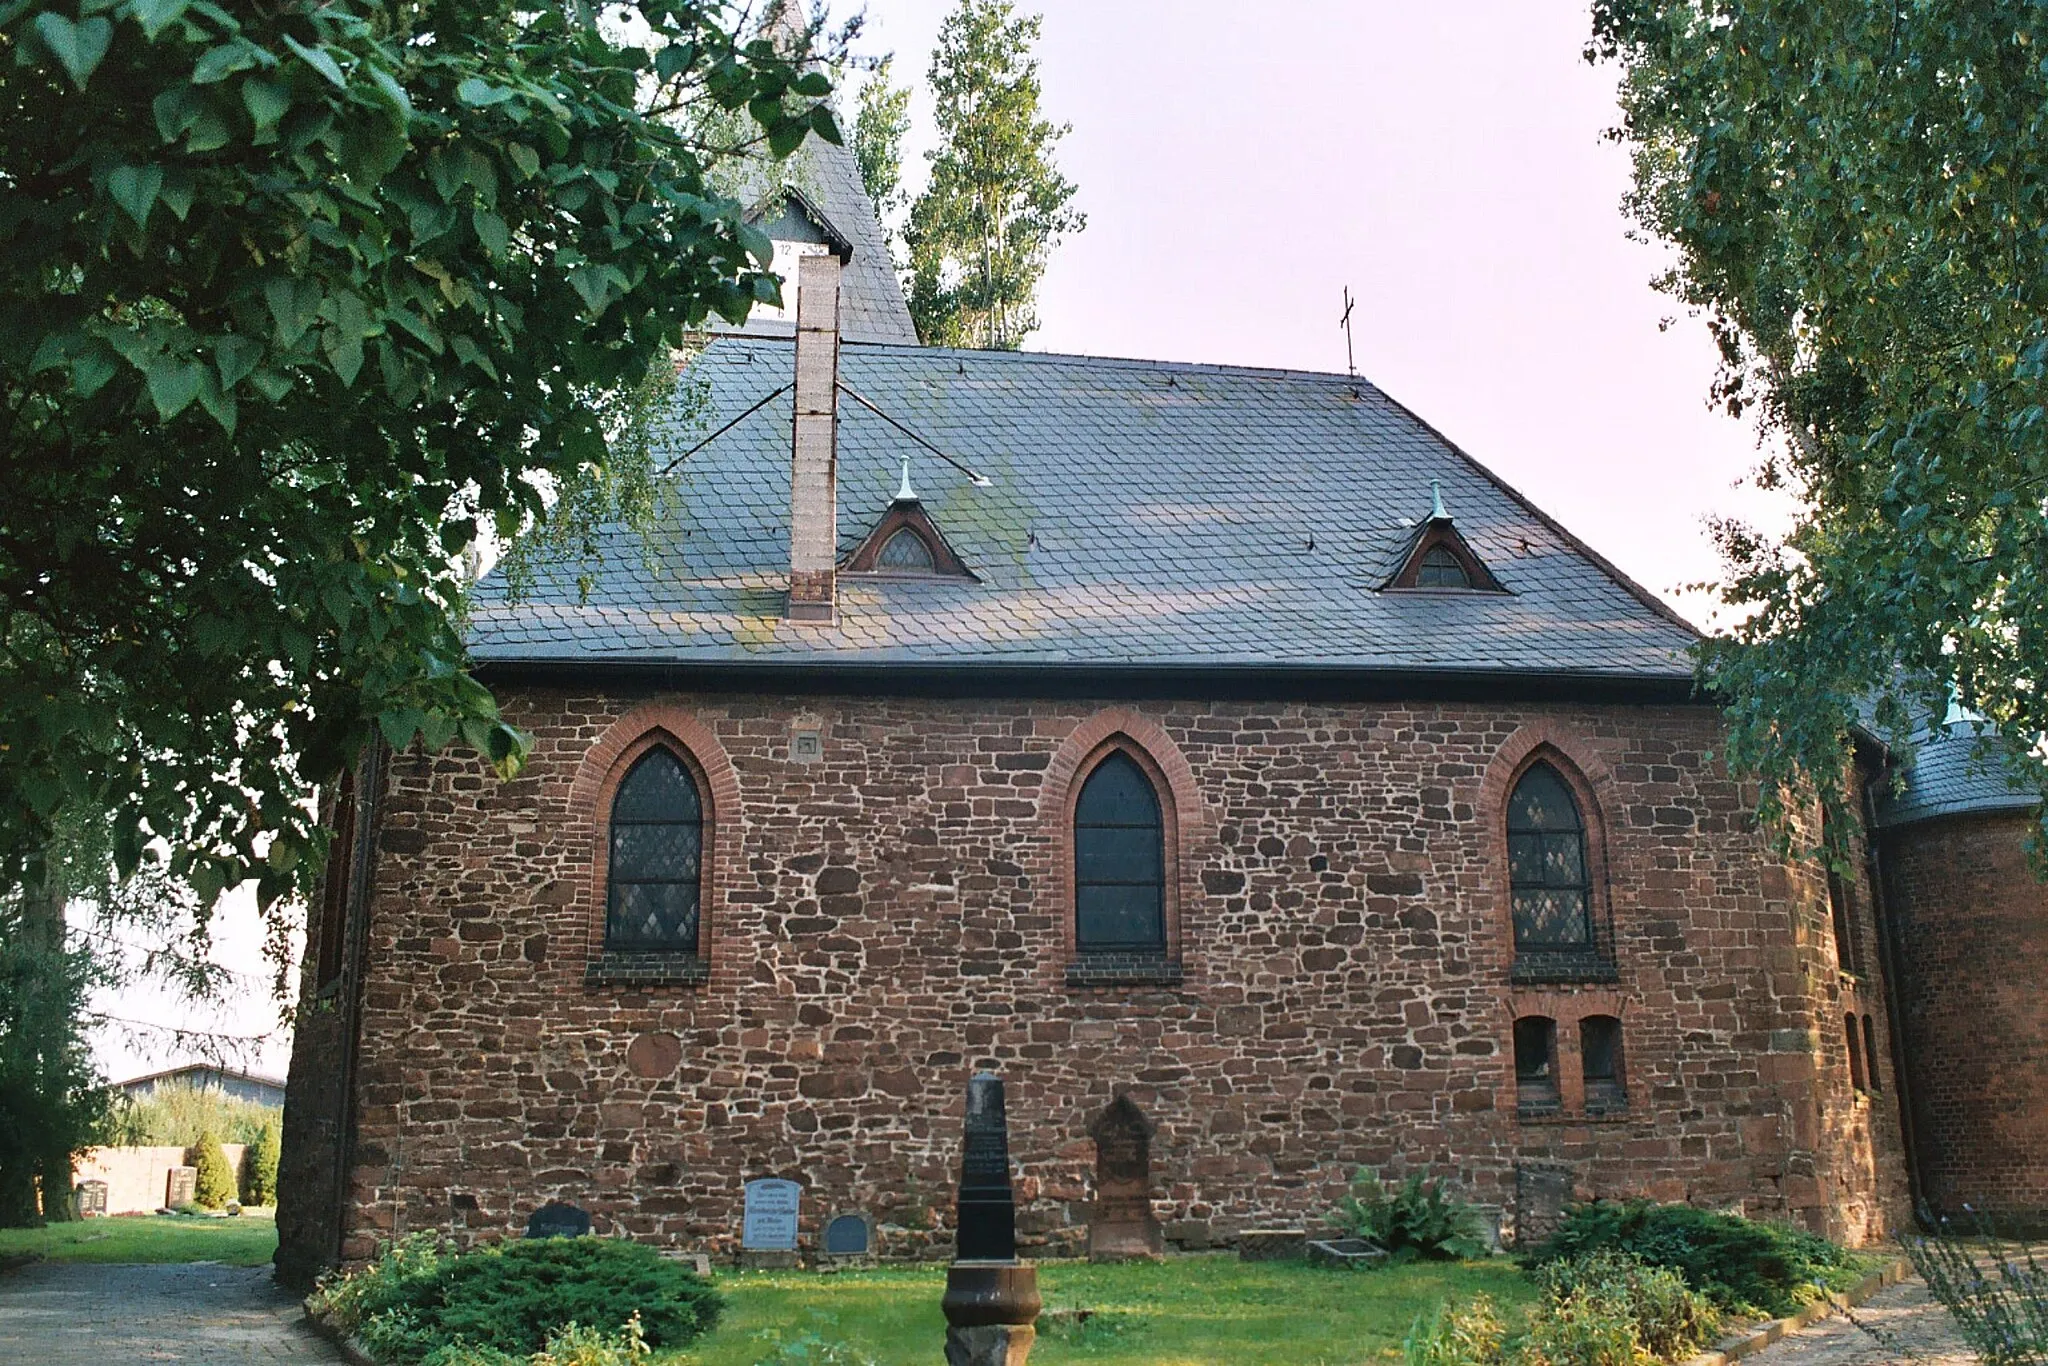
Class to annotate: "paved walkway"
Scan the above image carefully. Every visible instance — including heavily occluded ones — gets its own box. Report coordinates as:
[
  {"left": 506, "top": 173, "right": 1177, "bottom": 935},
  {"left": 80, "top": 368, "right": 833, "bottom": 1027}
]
[
  {"left": 1740, "top": 1276, "right": 1976, "bottom": 1365},
  {"left": 0, "top": 1261, "right": 345, "bottom": 1364}
]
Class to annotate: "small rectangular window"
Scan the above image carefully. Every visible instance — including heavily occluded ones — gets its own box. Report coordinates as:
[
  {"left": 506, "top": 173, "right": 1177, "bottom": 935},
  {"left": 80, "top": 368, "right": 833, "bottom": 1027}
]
[
  {"left": 1863, "top": 1013, "right": 1883, "bottom": 1093},
  {"left": 1581, "top": 1015, "right": 1627, "bottom": 1112},
  {"left": 1845, "top": 1013, "right": 1867, "bottom": 1093},
  {"left": 1823, "top": 810, "right": 1861, "bottom": 976},
  {"left": 1514, "top": 1016, "right": 1560, "bottom": 1114}
]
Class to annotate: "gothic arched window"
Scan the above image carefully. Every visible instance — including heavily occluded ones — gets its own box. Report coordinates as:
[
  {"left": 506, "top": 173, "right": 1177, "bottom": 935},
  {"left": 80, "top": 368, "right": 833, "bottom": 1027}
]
[
  {"left": 1416, "top": 544, "right": 1472, "bottom": 588},
  {"left": 1074, "top": 751, "right": 1166, "bottom": 954},
  {"left": 878, "top": 527, "right": 936, "bottom": 571},
  {"left": 606, "top": 748, "right": 704, "bottom": 953},
  {"left": 1507, "top": 762, "right": 1592, "bottom": 951}
]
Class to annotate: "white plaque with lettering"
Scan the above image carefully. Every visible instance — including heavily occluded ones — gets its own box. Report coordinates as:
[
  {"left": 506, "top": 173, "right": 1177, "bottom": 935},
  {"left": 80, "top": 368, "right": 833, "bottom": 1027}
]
[{"left": 742, "top": 1177, "right": 802, "bottom": 1251}]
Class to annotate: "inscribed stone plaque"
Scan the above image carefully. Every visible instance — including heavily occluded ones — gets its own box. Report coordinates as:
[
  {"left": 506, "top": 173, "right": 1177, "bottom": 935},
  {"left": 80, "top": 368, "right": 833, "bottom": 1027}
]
[
  {"left": 742, "top": 1178, "right": 802, "bottom": 1251},
  {"left": 1087, "top": 1097, "right": 1162, "bottom": 1261},
  {"left": 823, "top": 1213, "right": 871, "bottom": 1256},
  {"left": 165, "top": 1165, "right": 196, "bottom": 1208},
  {"left": 525, "top": 1200, "right": 591, "bottom": 1239},
  {"left": 76, "top": 1180, "right": 108, "bottom": 1217}
]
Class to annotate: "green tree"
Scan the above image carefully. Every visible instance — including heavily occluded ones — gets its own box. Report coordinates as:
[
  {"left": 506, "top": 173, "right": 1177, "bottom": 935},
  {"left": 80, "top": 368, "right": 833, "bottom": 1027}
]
[
  {"left": 904, "top": 0, "right": 1083, "bottom": 349},
  {"left": 1590, "top": 2, "right": 2048, "bottom": 830},
  {"left": 189, "top": 1129, "right": 235, "bottom": 1209},
  {"left": 852, "top": 53, "right": 911, "bottom": 254},
  {"left": 0, "top": 2, "right": 839, "bottom": 925},
  {"left": 242, "top": 1115, "right": 281, "bottom": 1207},
  {"left": 0, "top": 880, "right": 109, "bottom": 1227}
]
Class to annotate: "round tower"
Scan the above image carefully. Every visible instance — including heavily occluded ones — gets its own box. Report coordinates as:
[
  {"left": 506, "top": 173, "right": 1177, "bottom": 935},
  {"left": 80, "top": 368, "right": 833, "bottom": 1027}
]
[{"left": 1874, "top": 723, "right": 2048, "bottom": 1233}]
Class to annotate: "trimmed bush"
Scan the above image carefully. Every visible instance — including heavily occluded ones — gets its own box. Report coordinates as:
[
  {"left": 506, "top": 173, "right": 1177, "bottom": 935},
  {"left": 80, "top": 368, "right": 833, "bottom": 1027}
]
[
  {"left": 310, "top": 1234, "right": 720, "bottom": 1364},
  {"left": 242, "top": 1118, "right": 280, "bottom": 1206},
  {"left": 1331, "top": 1169, "right": 1490, "bottom": 1262},
  {"left": 188, "top": 1131, "right": 236, "bottom": 1210},
  {"left": 1524, "top": 1200, "right": 1844, "bottom": 1316}
]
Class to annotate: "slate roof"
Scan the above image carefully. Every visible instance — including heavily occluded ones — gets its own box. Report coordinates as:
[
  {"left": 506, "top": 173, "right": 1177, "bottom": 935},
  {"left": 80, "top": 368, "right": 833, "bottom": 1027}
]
[
  {"left": 469, "top": 338, "right": 1699, "bottom": 682},
  {"left": 712, "top": 134, "right": 920, "bottom": 346},
  {"left": 1874, "top": 719, "right": 2041, "bottom": 828}
]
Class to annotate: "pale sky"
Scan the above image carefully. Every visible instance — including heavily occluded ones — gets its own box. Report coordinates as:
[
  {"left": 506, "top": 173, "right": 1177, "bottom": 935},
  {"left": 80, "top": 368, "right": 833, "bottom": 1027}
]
[{"left": 91, "top": 1, "right": 1788, "bottom": 1084}]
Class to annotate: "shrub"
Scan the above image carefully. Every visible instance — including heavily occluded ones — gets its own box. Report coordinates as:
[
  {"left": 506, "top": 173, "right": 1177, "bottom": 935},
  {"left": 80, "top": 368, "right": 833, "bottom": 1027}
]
[
  {"left": 1907, "top": 1222, "right": 2048, "bottom": 1365},
  {"left": 188, "top": 1131, "right": 236, "bottom": 1210},
  {"left": 1516, "top": 1286, "right": 1653, "bottom": 1366},
  {"left": 1525, "top": 1200, "right": 1843, "bottom": 1316},
  {"left": 242, "top": 1117, "right": 281, "bottom": 1206},
  {"left": 1532, "top": 1252, "right": 1719, "bottom": 1362},
  {"left": 312, "top": 1235, "right": 721, "bottom": 1363},
  {"left": 1331, "top": 1169, "right": 1490, "bottom": 1262},
  {"left": 418, "top": 1315, "right": 650, "bottom": 1366},
  {"left": 1403, "top": 1294, "right": 1507, "bottom": 1366},
  {"left": 107, "top": 1082, "right": 280, "bottom": 1147}
]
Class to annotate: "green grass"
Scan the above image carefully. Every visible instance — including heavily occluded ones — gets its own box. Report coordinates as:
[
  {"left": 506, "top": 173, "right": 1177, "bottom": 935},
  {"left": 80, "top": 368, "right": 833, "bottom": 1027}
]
[
  {"left": 669, "top": 1255, "right": 1539, "bottom": 1366},
  {"left": 0, "top": 1208, "right": 278, "bottom": 1266}
]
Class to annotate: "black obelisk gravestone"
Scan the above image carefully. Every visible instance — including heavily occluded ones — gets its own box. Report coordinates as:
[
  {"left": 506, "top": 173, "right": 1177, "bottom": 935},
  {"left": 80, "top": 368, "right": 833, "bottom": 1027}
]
[{"left": 941, "top": 1073, "right": 1040, "bottom": 1366}]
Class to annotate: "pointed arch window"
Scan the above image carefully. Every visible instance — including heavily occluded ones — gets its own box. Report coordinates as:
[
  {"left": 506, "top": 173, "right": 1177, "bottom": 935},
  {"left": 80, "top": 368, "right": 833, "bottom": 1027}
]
[
  {"left": 606, "top": 748, "right": 704, "bottom": 952},
  {"left": 1508, "top": 763, "right": 1592, "bottom": 951},
  {"left": 1074, "top": 752, "right": 1166, "bottom": 954},
  {"left": 1416, "top": 544, "right": 1472, "bottom": 588},
  {"left": 877, "top": 527, "right": 936, "bottom": 571}
]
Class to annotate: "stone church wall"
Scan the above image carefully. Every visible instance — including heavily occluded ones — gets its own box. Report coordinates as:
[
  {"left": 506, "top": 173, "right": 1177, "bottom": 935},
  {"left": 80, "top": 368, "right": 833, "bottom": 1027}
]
[{"left": 315, "top": 689, "right": 1909, "bottom": 1266}]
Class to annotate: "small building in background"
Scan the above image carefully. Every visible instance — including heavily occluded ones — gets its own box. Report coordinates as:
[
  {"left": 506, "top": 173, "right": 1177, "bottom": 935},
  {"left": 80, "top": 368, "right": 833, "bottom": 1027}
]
[{"left": 118, "top": 1064, "right": 287, "bottom": 1109}]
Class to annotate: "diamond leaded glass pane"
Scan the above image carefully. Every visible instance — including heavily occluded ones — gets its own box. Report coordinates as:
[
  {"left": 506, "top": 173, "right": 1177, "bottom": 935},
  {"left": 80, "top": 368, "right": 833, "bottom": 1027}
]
[
  {"left": 1074, "top": 752, "right": 1164, "bottom": 953},
  {"left": 878, "top": 528, "right": 935, "bottom": 571},
  {"left": 1508, "top": 763, "right": 1590, "bottom": 949},
  {"left": 607, "top": 749, "right": 703, "bottom": 951}
]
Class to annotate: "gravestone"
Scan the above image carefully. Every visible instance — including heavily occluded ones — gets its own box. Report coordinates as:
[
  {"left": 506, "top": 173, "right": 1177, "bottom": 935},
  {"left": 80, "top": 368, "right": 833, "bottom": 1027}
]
[
  {"left": 823, "top": 1212, "right": 872, "bottom": 1260},
  {"left": 742, "top": 1178, "right": 802, "bottom": 1267},
  {"left": 525, "top": 1200, "right": 591, "bottom": 1239},
  {"left": 942, "top": 1073, "right": 1040, "bottom": 1366},
  {"left": 75, "top": 1180, "right": 108, "bottom": 1218},
  {"left": 1086, "top": 1096, "right": 1162, "bottom": 1261},
  {"left": 164, "top": 1165, "right": 196, "bottom": 1209}
]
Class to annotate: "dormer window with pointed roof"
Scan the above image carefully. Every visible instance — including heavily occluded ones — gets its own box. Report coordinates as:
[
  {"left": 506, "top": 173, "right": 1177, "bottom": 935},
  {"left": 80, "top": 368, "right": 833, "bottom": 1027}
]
[
  {"left": 844, "top": 458, "right": 978, "bottom": 580},
  {"left": 1386, "top": 481, "right": 1507, "bottom": 593}
]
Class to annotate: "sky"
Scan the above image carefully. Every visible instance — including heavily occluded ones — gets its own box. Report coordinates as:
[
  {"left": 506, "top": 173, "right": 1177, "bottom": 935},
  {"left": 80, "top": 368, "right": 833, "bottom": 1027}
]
[{"left": 88, "top": 0, "right": 1790, "bottom": 1085}]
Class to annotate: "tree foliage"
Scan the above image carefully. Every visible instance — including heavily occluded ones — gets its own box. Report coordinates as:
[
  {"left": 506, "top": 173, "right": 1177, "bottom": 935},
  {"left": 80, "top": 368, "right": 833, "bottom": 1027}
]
[
  {"left": 1591, "top": 1, "right": 2048, "bottom": 831},
  {"left": 188, "top": 1128, "right": 235, "bottom": 1209},
  {"left": 0, "top": 888, "right": 108, "bottom": 1226},
  {"left": 0, "top": 1, "right": 837, "bottom": 921},
  {"left": 241, "top": 1112, "right": 280, "bottom": 1205},
  {"left": 904, "top": 0, "right": 1081, "bottom": 349},
  {"left": 851, "top": 53, "right": 910, "bottom": 258}
]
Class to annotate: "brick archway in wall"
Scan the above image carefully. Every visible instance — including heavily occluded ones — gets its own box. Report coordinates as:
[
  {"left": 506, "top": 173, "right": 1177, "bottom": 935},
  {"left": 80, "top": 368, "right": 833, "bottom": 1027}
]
[
  {"left": 1040, "top": 708, "right": 1208, "bottom": 970},
  {"left": 567, "top": 703, "right": 743, "bottom": 985}
]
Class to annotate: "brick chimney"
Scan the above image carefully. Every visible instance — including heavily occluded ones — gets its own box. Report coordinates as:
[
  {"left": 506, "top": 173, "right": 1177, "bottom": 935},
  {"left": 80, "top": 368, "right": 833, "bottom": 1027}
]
[{"left": 787, "top": 252, "right": 842, "bottom": 623}]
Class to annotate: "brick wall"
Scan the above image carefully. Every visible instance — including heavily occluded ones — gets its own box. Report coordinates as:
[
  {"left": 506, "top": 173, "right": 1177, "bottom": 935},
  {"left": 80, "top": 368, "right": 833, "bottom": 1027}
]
[
  {"left": 1882, "top": 811, "right": 2048, "bottom": 1230},
  {"left": 312, "top": 690, "right": 1909, "bottom": 1266}
]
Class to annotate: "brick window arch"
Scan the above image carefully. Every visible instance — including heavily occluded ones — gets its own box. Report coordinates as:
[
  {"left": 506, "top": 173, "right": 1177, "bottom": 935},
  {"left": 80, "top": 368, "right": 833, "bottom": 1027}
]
[
  {"left": 1482, "top": 727, "right": 1619, "bottom": 984},
  {"left": 1043, "top": 709, "right": 1205, "bottom": 987},
  {"left": 569, "top": 705, "right": 741, "bottom": 988}
]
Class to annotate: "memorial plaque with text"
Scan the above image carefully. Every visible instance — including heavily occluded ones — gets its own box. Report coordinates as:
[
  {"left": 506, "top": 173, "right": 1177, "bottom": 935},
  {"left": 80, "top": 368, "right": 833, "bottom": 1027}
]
[{"left": 742, "top": 1178, "right": 802, "bottom": 1251}]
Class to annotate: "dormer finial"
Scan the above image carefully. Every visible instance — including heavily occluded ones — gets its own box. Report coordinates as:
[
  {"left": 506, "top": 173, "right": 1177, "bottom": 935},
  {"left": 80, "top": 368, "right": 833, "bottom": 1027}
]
[
  {"left": 896, "top": 454, "right": 918, "bottom": 504},
  {"left": 1430, "top": 478, "right": 1448, "bottom": 521}
]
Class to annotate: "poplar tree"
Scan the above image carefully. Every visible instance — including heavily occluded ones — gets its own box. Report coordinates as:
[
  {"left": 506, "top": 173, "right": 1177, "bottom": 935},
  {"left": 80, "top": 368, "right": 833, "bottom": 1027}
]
[
  {"left": 903, "top": 0, "right": 1083, "bottom": 350},
  {"left": 852, "top": 53, "right": 911, "bottom": 258}
]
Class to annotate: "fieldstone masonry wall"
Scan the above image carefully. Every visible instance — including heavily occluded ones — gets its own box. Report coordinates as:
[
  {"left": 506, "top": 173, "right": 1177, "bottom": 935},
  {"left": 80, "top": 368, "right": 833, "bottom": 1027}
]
[{"left": 309, "top": 690, "right": 1910, "bottom": 1268}]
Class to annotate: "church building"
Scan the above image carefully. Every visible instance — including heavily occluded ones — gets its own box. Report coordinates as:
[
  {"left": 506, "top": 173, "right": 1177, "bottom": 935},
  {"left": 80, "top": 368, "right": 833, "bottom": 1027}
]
[{"left": 276, "top": 120, "right": 2045, "bottom": 1286}]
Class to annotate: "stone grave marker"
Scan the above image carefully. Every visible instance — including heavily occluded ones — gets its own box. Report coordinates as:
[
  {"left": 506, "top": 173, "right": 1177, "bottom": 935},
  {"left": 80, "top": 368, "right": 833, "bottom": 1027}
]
[
  {"left": 525, "top": 1200, "right": 591, "bottom": 1239},
  {"left": 75, "top": 1180, "right": 108, "bottom": 1218},
  {"left": 1086, "top": 1096, "right": 1162, "bottom": 1261},
  {"left": 823, "top": 1212, "right": 872, "bottom": 1261},
  {"left": 165, "top": 1165, "right": 197, "bottom": 1209},
  {"left": 742, "top": 1178, "right": 802, "bottom": 1267}
]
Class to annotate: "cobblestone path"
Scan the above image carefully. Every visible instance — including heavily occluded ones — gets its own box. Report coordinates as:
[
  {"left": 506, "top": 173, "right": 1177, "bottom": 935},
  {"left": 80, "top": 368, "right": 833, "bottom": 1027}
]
[
  {"left": 0, "top": 1261, "right": 344, "bottom": 1364},
  {"left": 1741, "top": 1276, "right": 1977, "bottom": 1365}
]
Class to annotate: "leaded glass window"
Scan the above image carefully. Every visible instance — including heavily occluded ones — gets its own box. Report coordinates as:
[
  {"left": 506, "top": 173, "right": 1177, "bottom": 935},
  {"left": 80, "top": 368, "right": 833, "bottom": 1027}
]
[
  {"left": 1416, "top": 544, "right": 1471, "bottom": 588},
  {"left": 1074, "top": 751, "right": 1165, "bottom": 953},
  {"left": 606, "top": 748, "right": 703, "bottom": 952},
  {"left": 878, "top": 528, "right": 935, "bottom": 571},
  {"left": 1508, "top": 763, "right": 1591, "bottom": 949}
]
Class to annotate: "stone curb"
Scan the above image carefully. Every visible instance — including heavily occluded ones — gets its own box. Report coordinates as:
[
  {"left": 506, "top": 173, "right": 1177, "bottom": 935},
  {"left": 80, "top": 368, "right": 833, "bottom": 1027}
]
[
  {"left": 1681, "top": 1257, "right": 1915, "bottom": 1366},
  {"left": 301, "top": 1309, "right": 379, "bottom": 1366}
]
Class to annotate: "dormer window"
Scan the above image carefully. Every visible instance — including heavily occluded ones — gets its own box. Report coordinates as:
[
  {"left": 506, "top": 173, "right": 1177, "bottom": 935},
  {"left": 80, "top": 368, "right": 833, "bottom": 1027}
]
[
  {"left": 878, "top": 528, "right": 937, "bottom": 572},
  {"left": 1385, "top": 482, "right": 1506, "bottom": 592},
  {"left": 1415, "top": 544, "right": 1471, "bottom": 589}
]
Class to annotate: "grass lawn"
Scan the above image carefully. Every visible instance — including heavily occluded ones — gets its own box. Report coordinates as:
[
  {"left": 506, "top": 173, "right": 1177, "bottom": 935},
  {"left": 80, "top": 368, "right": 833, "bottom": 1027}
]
[
  {"left": 670, "top": 1256, "right": 1539, "bottom": 1366},
  {"left": 0, "top": 1207, "right": 278, "bottom": 1266}
]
